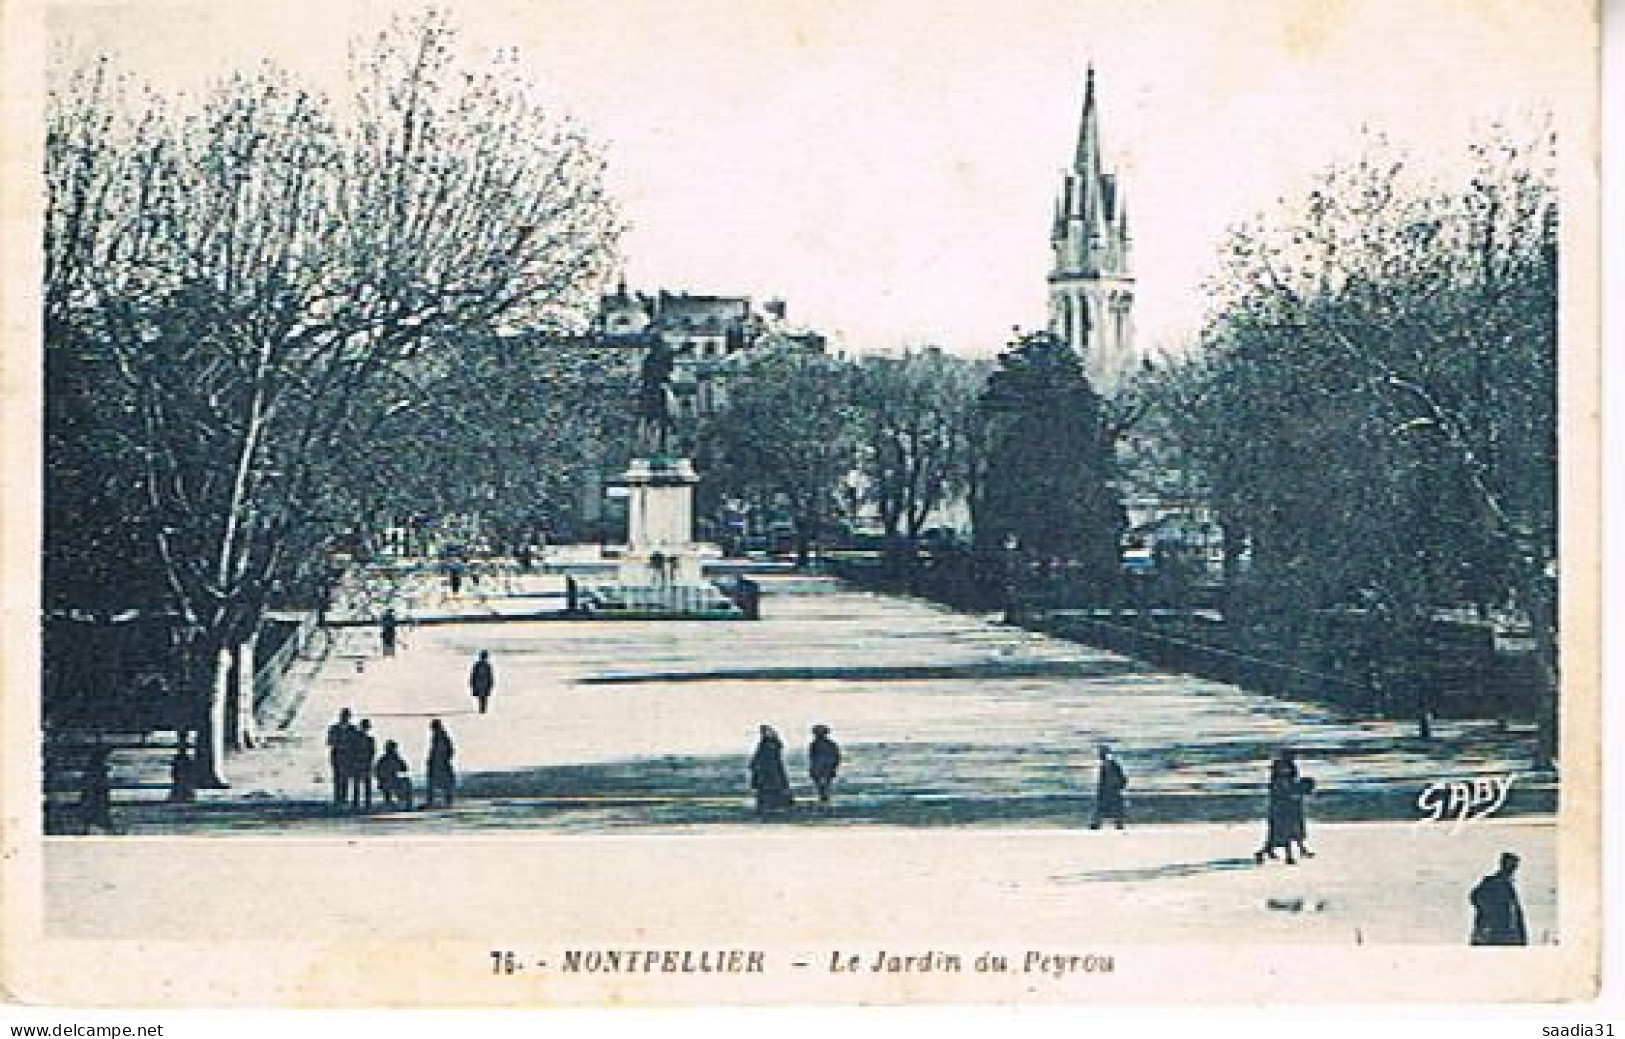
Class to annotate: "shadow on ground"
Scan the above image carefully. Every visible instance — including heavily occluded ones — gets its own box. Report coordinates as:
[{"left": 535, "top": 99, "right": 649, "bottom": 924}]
[
  {"left": 79, "top": 738, "right": 1557, "bottom": 836},
  {"left": 577, "top": 659, "right": 1146, "bottom": 684},
  {"left": 1050, "top": 856, "right": 1260, "bottom": 884}
]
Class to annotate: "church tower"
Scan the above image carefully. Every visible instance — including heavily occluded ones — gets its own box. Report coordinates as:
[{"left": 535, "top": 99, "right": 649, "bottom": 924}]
[{"left": 1048, "top": 66, "right": 1135, "bottom": 391}]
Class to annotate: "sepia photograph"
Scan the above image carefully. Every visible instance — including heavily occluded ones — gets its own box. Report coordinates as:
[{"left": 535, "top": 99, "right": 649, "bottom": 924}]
[{"left": 1, "top": 0, "right": 1604, "bottom": 1008}]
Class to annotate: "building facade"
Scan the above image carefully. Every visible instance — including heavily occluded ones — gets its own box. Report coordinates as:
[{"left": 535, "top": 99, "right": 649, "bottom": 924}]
[
  {"left": 593, "top": 281, "right": 825, "bottom": 420},
  {"left": 1048, "top": 66, "right": 1136, "bottom": 392}
]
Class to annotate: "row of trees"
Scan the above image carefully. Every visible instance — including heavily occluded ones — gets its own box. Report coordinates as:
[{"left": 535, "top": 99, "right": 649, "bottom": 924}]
[
  {"left": 45, "top": 12, "right": 623, "bottom": 782},
  {"left": 690, "top": 331, "right": 1123, "bottom": 595},
  {"left": 694, "top": 345, "right": 986, "bottom": 567},
  {"left": 1153, "top": 128, "right": 1558, "bottom": 761}
]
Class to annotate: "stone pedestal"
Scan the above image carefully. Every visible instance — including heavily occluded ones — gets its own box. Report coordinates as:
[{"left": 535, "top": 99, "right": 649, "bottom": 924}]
[
  {"left": 619, "top": 456, "right": 703, "bottom": 584},
  {"left": 580, "top": 456, "right": 745, "bottom": 618}
]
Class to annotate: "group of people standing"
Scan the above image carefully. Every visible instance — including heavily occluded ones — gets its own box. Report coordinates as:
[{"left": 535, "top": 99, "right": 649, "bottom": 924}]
[
  {"left": 326, "top": 709, "right": 456, "bottom": 811},
  {"left": 748, "top": 724, "right": 842, "bottom": 816},
  {"left": 323, "top": 638, "right": 493, "bottom": 814}
]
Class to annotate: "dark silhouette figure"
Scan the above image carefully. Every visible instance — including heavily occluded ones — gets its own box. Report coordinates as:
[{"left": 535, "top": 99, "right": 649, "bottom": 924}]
[
  {"left": 749, "top": 725, "right": 793, "bottom": 816},
  {"left": 447, "top": 562, "right": 464, "bottom": 596},
  {"left": 425, "top": 719, "right": 456, "bottom": 808},
  {"left": 79, "top": 749, "right": 115, "bottom": 833},
  {"left": 735, "top": 577, "right": 761, "bottom": 620},
  {"left": 375, "top": 740, "right": 413, "bottom": 810},
  {"left": 808, "top": 725, "right": 841, "bottom": 807},
  {"left": 470, "top": 651, "right": 495, "bottom": 715},
  {"left": 380, "top": 609, "right": 399, "bottom": 657},
  {"left": 167, "top": 737, "right": 196, "bottom": 805},
  {"left": 326, "top": 708, "right": 357, "bottom": 807},
  {"left": 1255, "top": 750, "right": 1312, "bottom": 864},
  {"left": 517, "top": 544, "right": 534, "bottom": 572},
  {"left": 349, "top": 718, "right": 377, "bottom": 810},
  {"left": 1090, "top": 744, "right": 1128, "bottom": 830},
  {"left": 1470, "top": 852, "right": 1529, "bottom": 945},
  {"left": 1257, "top": 773, "right": 1298, "bottom": 864}
]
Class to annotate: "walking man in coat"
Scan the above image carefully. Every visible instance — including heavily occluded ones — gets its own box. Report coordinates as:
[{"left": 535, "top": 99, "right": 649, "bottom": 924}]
[
  {"left": 808, "top": 724, "right": 841, "bottom": 808},
  {"left": 1470, "top": 852, "right": 1528, "bottom": 945},
  {"left": 1089, "top": 744, "right": 1128, "bottom": 830},
  {"left": 470, "top": 650, "right": 495, "bottom": 715}
]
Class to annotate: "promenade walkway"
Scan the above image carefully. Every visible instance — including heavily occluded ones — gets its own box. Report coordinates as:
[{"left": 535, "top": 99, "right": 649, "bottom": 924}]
[
  {"left": 47, "top": 572, "right": 1558, "bottom": 948},
  {"left": 111, "top": 572, "right": 1549, "bottom": 833}
]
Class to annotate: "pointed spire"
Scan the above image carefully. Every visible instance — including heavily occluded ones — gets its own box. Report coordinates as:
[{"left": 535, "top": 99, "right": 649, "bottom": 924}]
[{"left": 1074, "top": 64, "right": 1100, "bottom": 175}]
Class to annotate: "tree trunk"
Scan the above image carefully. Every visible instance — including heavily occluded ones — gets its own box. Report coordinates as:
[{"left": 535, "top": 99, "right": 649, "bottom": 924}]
[
  {"left": 189, "top": 642, "right": 230, "bottom": 788},
  {"left": 227, "top": 639, "right": 260, "bottom": 751}
]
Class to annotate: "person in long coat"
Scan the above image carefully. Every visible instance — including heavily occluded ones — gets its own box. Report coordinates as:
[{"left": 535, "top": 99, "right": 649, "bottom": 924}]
[
  {"left": 469, "top": 651, "right": 495, "bottom": 715},
  {"left": 1470, "top": 852, "right": 1528, "bottom": 945},
  {"left": 1089, "top": 744, "right": 1128, "bottom": 830},
  {"left": 749, "top": 725, "right": 793, "bottom": 816},
  {"left": 1255, "top": 749, "right": 1301, "bottom": 864},
  {"left": 349, "top": 718, "right": 377, "bottom": 810},
  {"left": 326, "top": 708, "right": 357, "bottom": 808},
  {"left": 425, "top": 719, "right": 456, "bottom": 808},
  {"left": 808, "top": 725, "right": 841, "bottom": 807}
]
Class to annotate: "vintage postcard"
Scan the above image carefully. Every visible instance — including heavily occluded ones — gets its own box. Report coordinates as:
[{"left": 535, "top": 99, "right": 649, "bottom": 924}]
[{"left": 0, "top": 0, "right": 1604, "bottom": 1008}]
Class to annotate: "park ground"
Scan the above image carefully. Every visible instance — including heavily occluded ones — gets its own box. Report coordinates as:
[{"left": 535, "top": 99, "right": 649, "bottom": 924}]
[{"left": 44, "top": 571, "right": 1557, "bottom": 945}]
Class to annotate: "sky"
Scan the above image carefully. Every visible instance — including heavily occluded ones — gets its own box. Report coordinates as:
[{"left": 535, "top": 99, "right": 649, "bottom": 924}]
[{"left": 44, "top": 0, "right": 1595, "bottom": 356}]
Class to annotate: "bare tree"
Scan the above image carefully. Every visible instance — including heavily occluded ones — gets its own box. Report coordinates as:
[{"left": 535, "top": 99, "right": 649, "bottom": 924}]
[
  {"left": 1180, "top": 127, "right": 1557, "bottom": 761},
  {"left": 698, "top": 346, "right": 860, "bottom": 568},
  {"left": 45, "top": 12, "right": 622, "bottom": 782},
  {"left": 851, "top": 348, "right": 985, "bottom": 562}
]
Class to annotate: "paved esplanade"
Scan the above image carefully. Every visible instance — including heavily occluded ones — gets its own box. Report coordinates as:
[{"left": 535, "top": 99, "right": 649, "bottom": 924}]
[
  {"left": 47, "top": 573, "right": 1556, "bottom": 945},
  {"left": 178, "top": 571, "right": 1542, "bottom": 829}
]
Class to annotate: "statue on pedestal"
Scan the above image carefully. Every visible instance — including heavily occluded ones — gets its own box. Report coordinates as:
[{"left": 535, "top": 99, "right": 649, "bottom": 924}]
[
  {"left": 576, "top": 333, "right": 752, "bottom": 618},
  {"left": 637, "top": 337, "right": 677, "bottom": 458}
]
